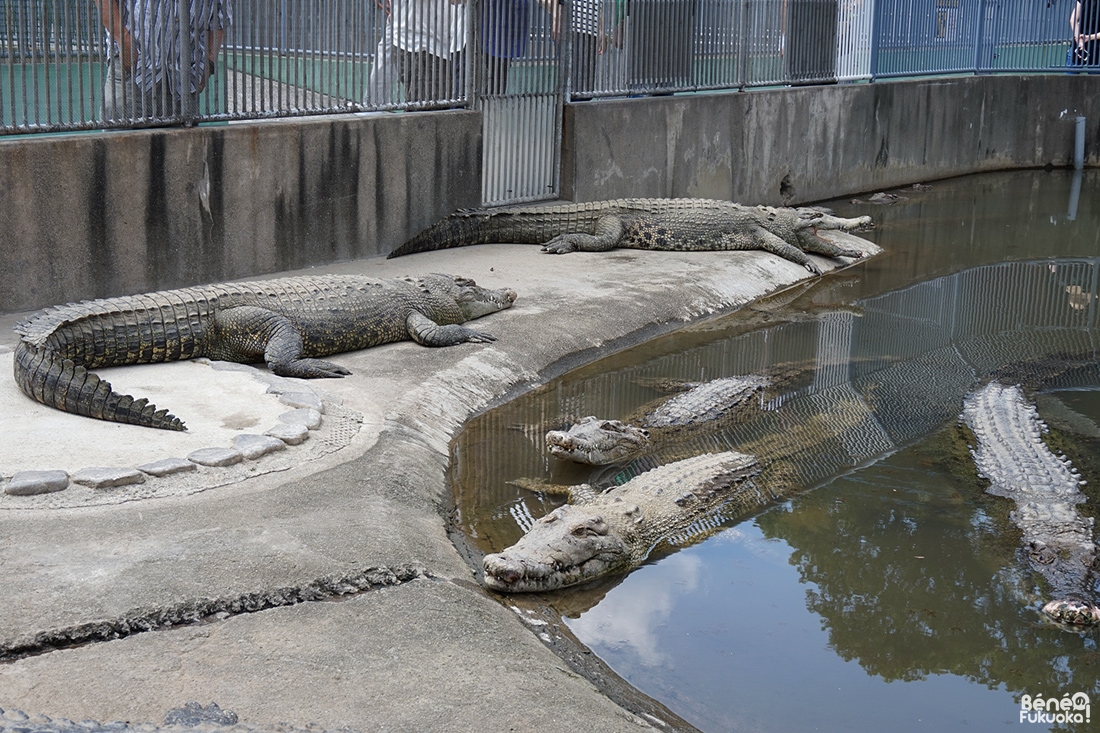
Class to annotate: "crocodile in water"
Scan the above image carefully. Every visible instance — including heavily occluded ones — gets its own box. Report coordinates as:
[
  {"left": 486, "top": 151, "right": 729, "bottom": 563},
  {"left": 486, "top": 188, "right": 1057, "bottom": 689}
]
[
  {"left": 961, "top": 381, "right": 1099, "bottom": 627},
  {"left": 482, "top": 451, "right": 761, "bottom": 593},
  {"left": 486, "top": 390, "right": 881, "bottom": 592},
  {"left": 13, "top": 274, "right": 517, "bottom": 431},
  {"left": 389, "top": 198, "right": 874, "bottom": 275},
  {"left": 546, "top": 374, "right": 774, "bottom": 465}
]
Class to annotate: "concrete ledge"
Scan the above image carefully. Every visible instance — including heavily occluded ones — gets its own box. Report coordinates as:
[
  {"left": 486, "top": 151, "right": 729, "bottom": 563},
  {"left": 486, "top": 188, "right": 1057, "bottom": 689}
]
[
  {"left": 562, "top": 75, "right": 1100, "bottom": 203},
  {"left": 0, "top": 237, "right": 875, "bottom": 731}
]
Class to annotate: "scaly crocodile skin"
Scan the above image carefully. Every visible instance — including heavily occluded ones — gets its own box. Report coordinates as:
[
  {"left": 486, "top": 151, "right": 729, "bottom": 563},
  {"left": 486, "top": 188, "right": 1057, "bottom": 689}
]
[
  {"left": 483, "top": 451, "right": 760, "bottom": 592},
  {"left": 13, "top": 274, "right": 516, "bottom": 430},
  {"left": 389, "top": 198, "right": 873, "bottom": 275},
  {"left": 962, "top": 381, "right": 1099, "bottom": 627}
]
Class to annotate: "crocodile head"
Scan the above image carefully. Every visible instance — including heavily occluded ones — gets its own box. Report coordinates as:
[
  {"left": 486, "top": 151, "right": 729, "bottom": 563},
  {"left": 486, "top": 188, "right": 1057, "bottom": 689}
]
[
  {"left": 1042, "top": 598, "right": 1100, "bottom": 627},
  {"left": 429, "top": 274, "right": 518, "bottom": 319},
  {"left": 482, "top": 503, "right": 630, "bottom": 592},
  {"left": 545, "top": 417, "right": 651, "bottom": 465}
]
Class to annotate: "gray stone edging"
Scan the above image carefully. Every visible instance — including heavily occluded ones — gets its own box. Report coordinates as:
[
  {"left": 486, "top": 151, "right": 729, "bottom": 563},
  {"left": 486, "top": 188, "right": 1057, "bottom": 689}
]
[{"left": 1, "top": 362, "right": 360, "bottom": 507}]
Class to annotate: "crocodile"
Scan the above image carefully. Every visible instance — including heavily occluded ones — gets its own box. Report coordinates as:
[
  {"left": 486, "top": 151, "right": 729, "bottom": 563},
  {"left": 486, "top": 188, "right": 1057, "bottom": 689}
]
[
  {"left": 13, "top": 274, "right": 517, "bottom": 431},
  {"left": 487, "top": 389, "right": 883, "bottom": 592},
  {"left": 482, "top": 451, "right": 761, "bottom": 592},
  {"left": 388, "top": 198, "right": 874, "bottom": 275},
  {"left": 546, "top": 374, "right": 774, "bottom": 465},
  {"left": 961, "top": 381, "right": 1099, "bottom": 627}
]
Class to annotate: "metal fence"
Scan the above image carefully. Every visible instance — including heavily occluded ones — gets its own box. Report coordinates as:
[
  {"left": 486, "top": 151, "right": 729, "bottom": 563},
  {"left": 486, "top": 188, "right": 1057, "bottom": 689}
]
[{"left": 0, "top": 0, "right": 1088, "bottom": 201}]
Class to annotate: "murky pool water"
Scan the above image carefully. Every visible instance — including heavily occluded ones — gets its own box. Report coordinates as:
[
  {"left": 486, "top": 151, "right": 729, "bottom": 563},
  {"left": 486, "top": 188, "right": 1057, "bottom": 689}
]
[{"left": 451, "top": 170, "right": 1100, "bottom": 732}]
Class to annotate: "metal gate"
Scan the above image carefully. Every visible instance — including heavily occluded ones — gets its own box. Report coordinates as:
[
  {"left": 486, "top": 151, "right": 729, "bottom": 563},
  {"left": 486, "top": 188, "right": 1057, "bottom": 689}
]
[{"left": 472, "top": 0, "right": 562, "bottom": 205}]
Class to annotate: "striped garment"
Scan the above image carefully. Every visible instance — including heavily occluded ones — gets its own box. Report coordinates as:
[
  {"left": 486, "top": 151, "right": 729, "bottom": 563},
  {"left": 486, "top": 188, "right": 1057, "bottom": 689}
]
[{"left": 110, "top": 0, "right": 232, "bottom": 94}]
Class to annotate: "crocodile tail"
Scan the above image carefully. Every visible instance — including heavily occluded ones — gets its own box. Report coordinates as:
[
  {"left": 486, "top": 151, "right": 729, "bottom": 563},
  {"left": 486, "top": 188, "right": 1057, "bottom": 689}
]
[
  {"left": 387, "top": 209, "right": 496, "bottom": 259},
  {"left": 14, "top": 341, "right": 186, "bottom": 431}
]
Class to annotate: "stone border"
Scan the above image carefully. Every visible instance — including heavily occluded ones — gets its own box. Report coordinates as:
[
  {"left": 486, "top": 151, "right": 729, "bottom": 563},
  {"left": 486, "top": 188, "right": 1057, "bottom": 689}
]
[{"left": 0, "top": 361, "right": 363, "bottom": 510}]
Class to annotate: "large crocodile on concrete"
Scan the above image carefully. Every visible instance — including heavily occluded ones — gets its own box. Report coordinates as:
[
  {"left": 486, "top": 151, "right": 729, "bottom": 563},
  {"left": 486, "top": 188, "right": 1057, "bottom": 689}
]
[
  {"left": 483, "top": 451, "right": 761, "bottom": 593},
  {"left": 388, "top": 198, "right": 874, "bottom": 275},
  {"left": 546, "top": 374, "right": 774, "bottom": 465},
  {"left": 961, "top": 381, "right": 1100, "bottom": 627},
  {"left": 13, "top": 274, "right": 517, "bottom": 431}
]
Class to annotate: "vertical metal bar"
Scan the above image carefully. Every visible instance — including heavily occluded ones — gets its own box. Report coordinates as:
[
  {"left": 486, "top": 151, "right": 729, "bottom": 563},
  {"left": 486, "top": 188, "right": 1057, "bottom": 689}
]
[
  {"left": 32, "top": 0, "right": 42, "bottom": 126},
  {"left": 18, "top": 0, "right": 29, "bottom": 127},
  {"left": 972, "top": 0, "right": 987, "bottom": 73},
  {"left": 178, "top": 0, "right": 193, "bottom": 122},
  {"left": 736, "top": 0, "right": 747, "bottom": 87},
  {"left": 868, "top": 0, "right": 880, "bottom": 79}
]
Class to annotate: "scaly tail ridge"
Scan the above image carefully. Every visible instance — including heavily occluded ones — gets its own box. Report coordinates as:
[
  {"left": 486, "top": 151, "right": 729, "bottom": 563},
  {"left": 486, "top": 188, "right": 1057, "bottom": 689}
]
[
  {"left": 14, "top": 341, "right": 186, "bottom": 431},
  {"left": 388, "top": 210, "right": 494, "bottom": 258}
]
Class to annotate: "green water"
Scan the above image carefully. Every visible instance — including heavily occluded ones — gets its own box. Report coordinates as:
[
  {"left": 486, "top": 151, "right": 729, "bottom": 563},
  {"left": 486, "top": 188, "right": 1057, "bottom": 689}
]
[{"left": 451, "top": 169, "right": 1100, "bottom": 731}]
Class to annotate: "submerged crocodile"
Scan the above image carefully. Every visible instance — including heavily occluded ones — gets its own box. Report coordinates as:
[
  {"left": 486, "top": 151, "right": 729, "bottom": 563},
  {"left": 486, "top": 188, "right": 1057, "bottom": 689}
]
[
  {"left": 483, "top": 451, "right": 760, "bottom": 592},
  {"left": 487, "top": 389, "right": 883, "bottom": 592},
  {"left": 546, "top": 374, "right": 774, "bottom": 465},
  {"left": 14, "top": 274, "right": 517, "bottom": 431},
  {"left": 389, "top": 198, "right": 874, "bottom": 275},
  {"left": 961, "top": 381, "right": 1099, "bottom": 627}
]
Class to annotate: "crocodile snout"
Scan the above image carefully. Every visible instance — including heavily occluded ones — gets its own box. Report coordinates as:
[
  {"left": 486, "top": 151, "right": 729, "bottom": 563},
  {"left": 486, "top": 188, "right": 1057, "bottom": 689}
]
[
  {"left": 1042, "top": 598, "right": 1100, "bottom": 626},
  {"left": 483, "top": 551, "right": 551, "bottom": 590}
]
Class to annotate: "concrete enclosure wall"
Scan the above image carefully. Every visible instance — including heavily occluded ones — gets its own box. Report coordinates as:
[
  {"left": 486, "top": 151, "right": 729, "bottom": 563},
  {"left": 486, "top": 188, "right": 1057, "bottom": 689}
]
[
  {"left": 3, "top": 75, "right": 1099, "bottom": 313},
  {"left": 0, "top": 112, "right": 482, "bottom": 312},
  {"left": 561, "top": 75, "right": 1100, "bottom": 204}
]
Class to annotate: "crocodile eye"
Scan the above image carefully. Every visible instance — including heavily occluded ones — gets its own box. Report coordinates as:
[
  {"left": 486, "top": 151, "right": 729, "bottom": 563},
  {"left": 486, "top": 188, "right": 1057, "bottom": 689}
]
[{"left": 572, "top": 521, "right": 606, "bottom": 538}]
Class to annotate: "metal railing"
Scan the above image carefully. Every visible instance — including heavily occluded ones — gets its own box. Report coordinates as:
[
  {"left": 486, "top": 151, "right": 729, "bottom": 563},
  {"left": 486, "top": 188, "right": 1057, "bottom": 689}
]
[
  {"left": 0, "top": 0, "right": 1088, "bottom": 204},
  {"left": 0, "top": 0, "right": 1082, "bottom": 131}
]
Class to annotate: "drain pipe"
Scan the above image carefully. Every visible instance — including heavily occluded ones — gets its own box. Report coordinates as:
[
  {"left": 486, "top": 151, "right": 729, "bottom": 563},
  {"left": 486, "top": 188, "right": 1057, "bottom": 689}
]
[{"left": 1074, "top": 116, "right": 1086, "bottom": 170}]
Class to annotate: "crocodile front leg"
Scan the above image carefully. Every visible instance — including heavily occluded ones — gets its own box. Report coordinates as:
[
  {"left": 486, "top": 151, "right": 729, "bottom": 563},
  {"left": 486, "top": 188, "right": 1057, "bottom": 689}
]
[
  {"left": 541, "top": 214, "right": 626, "bottom": 254},
  {"left": 729, "top": 228, "right": 824, "bottom": 275},
  {"left": 406, "top": 311, "right": 498, "bottom": 346},
  {"left": 212, "top": 306, "right": 352, "bottom": 378},
  {"left": 795, "top": 229, "right": 867, "bottom": 259}
]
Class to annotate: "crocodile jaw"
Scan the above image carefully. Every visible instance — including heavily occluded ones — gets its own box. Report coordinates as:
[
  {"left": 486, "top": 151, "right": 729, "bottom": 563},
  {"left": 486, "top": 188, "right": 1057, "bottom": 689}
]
[
  {"left": 483, "top": 505, "right": 630, "bottom": 592},
  {"left": 545, "top": 417, "right": 650, "bottom": 465},
  {"left": 454, "top": 280, "right": 518, "bottom": 319}
]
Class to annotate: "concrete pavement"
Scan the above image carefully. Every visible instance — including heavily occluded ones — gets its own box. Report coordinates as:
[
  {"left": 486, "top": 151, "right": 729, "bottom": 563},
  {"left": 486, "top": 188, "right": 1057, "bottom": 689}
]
[{"left": 0, "top": 236, "right": 876, "bottom": 732}]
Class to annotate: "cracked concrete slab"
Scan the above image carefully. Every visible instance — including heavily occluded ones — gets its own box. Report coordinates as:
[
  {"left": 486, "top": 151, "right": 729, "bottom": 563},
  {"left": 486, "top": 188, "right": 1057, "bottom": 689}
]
[{"left": 0, "top": 235, "right": 876, "bottom": 731}]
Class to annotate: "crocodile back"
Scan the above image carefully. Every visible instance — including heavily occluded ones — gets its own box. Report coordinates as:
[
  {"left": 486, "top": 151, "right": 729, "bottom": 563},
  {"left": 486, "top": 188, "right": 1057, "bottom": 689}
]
[
  {"left": 15, "top": 288, "right": 215, "bottom": 368},
  {"left": 388, "top": 198, "right": 736, "bottom": 258}
]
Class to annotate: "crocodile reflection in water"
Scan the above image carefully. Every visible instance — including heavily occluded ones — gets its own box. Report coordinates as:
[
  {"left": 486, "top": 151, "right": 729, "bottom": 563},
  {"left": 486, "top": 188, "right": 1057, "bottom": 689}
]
[{"left": 476, "top": 258, "right": 1100, "bottom": 613}]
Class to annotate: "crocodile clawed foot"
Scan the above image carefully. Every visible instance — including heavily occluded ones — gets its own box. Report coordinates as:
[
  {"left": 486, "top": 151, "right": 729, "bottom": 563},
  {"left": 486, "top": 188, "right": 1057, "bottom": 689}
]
[
  {"left": 804, "top": 261, "right": 824, "bottom": 276},
  {"left": 541, "top": 244, "right": 576, "bottom": 254},
  {"left": 463, "top": 330, "right": 498, "bottom": 343},
  {"left": 541, "top": 235, "right": 579, "bottom": 254},
  {"left": 272, "top": 358, "right": 352, "bottom": 378}
]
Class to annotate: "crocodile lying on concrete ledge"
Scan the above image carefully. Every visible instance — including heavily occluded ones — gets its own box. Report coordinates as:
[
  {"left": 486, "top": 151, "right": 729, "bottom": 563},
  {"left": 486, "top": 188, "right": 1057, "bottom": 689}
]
[
  {"left": 961, "top": 381, "right": 1099, "bottom": 627},
  {"left": 546, "top": 374, "right": 774, "bottom": 465},
  {"left": 388, "top": 198, "right": 874, "bottom": 275},
  {"left": 14, "top": 274, "right": 516, "bottom": 431},
  {"left": 483, "top": 451, "right": 760, "bottom": 592}
]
